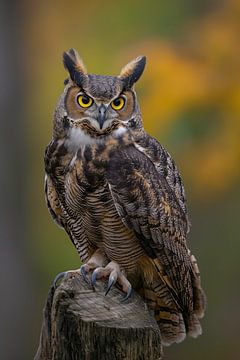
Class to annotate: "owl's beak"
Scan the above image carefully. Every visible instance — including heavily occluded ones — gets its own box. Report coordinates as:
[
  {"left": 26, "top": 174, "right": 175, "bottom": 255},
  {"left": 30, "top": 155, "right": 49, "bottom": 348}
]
[{"left": 97, "top": 104, "right": 107, "bottom": 130}]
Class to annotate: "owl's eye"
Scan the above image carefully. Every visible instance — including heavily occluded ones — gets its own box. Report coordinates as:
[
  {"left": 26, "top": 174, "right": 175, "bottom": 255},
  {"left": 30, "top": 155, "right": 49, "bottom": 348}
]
[
  {"left": 76, "top": 94, "right": 93, "bottom": 108},
  {"left": 111, "top": 96, "right": 125, "bottom": 110}
]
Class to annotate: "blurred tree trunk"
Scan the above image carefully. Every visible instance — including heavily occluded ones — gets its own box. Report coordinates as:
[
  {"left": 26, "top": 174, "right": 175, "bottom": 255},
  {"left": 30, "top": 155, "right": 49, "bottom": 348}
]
[{"left": 0, "top": 1, "right": 35, "bottom": 359}]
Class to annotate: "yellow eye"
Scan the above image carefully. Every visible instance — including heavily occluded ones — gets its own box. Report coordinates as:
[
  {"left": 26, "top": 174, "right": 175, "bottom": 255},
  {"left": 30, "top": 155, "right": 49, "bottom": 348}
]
[
  {"left": 111, "top": 96, "right": 125, "bottom": 110},
  {"left": 76, "top": 94, "right": 93, "bottom": 108}
]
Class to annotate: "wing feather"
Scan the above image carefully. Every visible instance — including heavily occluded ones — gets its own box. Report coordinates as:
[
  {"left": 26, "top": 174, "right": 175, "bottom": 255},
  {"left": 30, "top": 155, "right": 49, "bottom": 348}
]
[
  {"left": 107, "top": 136, "right": 193, "bottom": 311},
  {"left": 44, "top": 174, "right": 65, "bottom": 228}
]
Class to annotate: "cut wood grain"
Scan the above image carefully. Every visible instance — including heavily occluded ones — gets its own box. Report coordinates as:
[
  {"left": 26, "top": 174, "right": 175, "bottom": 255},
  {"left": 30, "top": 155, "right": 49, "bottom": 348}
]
[{"left": 35, "top": 271, "right": 162, "bottom": 360}]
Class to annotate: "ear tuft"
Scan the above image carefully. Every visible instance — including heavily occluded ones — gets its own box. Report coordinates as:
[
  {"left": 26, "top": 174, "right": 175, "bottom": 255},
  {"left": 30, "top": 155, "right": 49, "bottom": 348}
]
[
  {"left": 63, "top": 49, "right": 87, "bottom": 87},
  {"left": 119, "top": 56, "right": 146, "bottom": 89}
]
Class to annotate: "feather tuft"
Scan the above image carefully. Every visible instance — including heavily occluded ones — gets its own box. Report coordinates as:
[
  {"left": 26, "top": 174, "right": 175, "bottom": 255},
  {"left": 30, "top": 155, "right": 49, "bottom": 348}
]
[
  {"left": 119, "top": 56, "right": 146, "bottom": 88},
  {"left": 63, "top": 48, "right": 87, "bottom": 87}
]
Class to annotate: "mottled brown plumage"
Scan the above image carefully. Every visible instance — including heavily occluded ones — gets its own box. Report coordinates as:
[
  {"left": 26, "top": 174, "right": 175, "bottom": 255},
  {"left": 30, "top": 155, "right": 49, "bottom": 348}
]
[{"left": 45, "top": 49, "right": 206, "bottom": 346}]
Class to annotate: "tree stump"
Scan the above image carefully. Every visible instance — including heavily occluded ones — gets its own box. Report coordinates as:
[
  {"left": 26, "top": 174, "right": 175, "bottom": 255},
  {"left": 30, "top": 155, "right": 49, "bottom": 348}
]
[{"left": 35, "top": 271, "right": 162, "bottom": 360}]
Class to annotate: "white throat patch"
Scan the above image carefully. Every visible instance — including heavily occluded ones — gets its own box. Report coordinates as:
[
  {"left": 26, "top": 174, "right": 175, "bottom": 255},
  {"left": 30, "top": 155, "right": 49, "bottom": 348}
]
[
  {"left": 65, "top": 128, "right": 97, "bottom": 152},
  {"left": 112, "top": 126, "right": 127, "bottom": 138},
  {"left": 65, "top": 125, "right": 128, "bottom": 152}
]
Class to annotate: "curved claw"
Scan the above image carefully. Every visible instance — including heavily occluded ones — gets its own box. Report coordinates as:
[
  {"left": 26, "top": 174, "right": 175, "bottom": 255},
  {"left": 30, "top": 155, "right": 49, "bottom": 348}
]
[
  {"left": 121, "top": 285, "right": 132, "bottom": 302},
  {"left": 80, "top": 265, "right": 90, "bottom": 284},
  {"left": 105, "top": 275, "right": 117, "bottom": 296},
  {"left": 53, "top": 271, "right": 67, "bottom": 288},
  {"left": 91, "top": 269, "right": 99, "bottom": 287}
]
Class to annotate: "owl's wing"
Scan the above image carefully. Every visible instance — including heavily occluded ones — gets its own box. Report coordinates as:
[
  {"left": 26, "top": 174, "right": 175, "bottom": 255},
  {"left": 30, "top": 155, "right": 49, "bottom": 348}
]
[
  {"left": 107, "top": 134, "right": 193, "bottom": 311},
  {"left": 44, "top": 139, "right": 66, "bottom": 229},
  {"left": 134, "top": 132, "right": 189, "bottom": 222},
  {"left": 44, "top": 174, "right": 65, "bottom": 228}
]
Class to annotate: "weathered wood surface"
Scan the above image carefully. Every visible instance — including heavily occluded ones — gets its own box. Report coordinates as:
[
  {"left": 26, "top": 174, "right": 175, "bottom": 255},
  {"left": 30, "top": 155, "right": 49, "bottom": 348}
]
[{"left": 35, "top": 271, "right": 162, "bottom": 360}]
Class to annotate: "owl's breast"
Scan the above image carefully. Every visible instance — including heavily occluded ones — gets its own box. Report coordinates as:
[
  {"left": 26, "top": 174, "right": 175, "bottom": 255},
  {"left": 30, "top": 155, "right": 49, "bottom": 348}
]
[
  {"left": 63, "top": 151, "right": 107, "bottom": 245},
  {"left": 63, "top": 147, "right": 145, "bottom": 270}
]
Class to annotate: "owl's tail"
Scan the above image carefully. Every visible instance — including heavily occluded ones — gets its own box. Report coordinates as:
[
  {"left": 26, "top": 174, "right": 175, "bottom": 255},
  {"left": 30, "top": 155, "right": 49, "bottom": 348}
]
[
  {"left": 139, "top": 255, "right": 206, "bottom": 346},
  {"left": 143, "top": 285, "right": 187, "bottom": 346},
  {"left": 190, "top": 253, "right": 207, "bottom": 320},
  {"left": 181, "top": 252, "right": 207, "bottom": 340}
]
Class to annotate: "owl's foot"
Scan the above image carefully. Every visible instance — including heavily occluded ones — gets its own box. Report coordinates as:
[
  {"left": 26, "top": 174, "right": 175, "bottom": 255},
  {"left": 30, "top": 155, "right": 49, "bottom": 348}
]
[
  {"left": 53, "top": 271, "right": 68, "bottom": 287},
  {"left": 80, "top": 249, "right": 108, "bottom": 285},
  {"left": 91, "top": 261, "right": 132, "bottom": 301},
  {"left": 53, "top": 249, "right": 107, "bottom": 288},
  {"left": 53, "top": 269, "right": 80, "bottom": 288}
]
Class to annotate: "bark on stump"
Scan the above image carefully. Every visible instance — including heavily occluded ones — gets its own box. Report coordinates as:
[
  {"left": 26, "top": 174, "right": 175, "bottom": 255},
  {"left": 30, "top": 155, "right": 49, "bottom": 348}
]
[{"left": 35, "top": 272, "right": 162, "bottom": 360}]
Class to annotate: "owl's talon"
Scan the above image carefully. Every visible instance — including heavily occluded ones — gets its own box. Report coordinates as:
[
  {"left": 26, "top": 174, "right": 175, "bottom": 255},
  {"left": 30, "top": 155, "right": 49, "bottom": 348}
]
[
  {"left": 79, "top": 249, "right": 108, "bottom": 286},
  {"left": 91, "top": 269, "right": 99, "bottom": 287},
  {"left": 91, "top": 261, "right": 132, "bottom": 300},
  {"left": 80, "top": 265, "right": 90, "bottom": 284},
  {"left": 53, "top": 271, "right": 67, "bottom": 288},
  {"left": 121, "top": 284, "right": 132, "bottom": 302},
  {"left": 105, "top": 275, "right": 117, "bottom": 296}
]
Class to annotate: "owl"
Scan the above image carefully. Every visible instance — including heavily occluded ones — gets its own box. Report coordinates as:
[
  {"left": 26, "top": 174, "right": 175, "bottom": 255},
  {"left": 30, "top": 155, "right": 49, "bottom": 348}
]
[{"left": 45, "top": 48, "right": 206, "bottom": 346}]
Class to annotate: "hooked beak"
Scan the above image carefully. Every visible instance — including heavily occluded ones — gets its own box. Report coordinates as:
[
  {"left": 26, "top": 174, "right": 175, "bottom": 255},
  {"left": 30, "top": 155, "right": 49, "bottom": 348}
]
[{"left": 97, "top": 104, "right": 107, "bottom": 129}]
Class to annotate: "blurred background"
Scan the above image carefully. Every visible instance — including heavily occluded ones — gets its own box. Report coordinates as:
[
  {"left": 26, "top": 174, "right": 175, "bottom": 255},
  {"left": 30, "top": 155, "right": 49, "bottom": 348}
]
[{"left": 1, "top": 0, "right": 240, "bottom": 359}]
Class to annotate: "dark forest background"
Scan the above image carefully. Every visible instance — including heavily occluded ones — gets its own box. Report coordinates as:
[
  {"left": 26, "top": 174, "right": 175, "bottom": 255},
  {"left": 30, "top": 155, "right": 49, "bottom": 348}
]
[{"left": 1, "top": 0, "right": 240, "bottom": 359}]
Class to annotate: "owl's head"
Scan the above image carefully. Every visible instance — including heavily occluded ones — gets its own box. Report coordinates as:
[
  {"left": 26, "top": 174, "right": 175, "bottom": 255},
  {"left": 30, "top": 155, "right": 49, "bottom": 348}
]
[{"left": 54, "top": 49, "right": 146, "bottom": 147}]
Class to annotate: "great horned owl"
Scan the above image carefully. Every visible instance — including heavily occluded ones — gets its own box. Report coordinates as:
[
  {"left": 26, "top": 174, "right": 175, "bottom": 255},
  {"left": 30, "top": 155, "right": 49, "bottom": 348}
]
[{"left": 45, "top": 48, "right": 206, "bottom": 346}]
